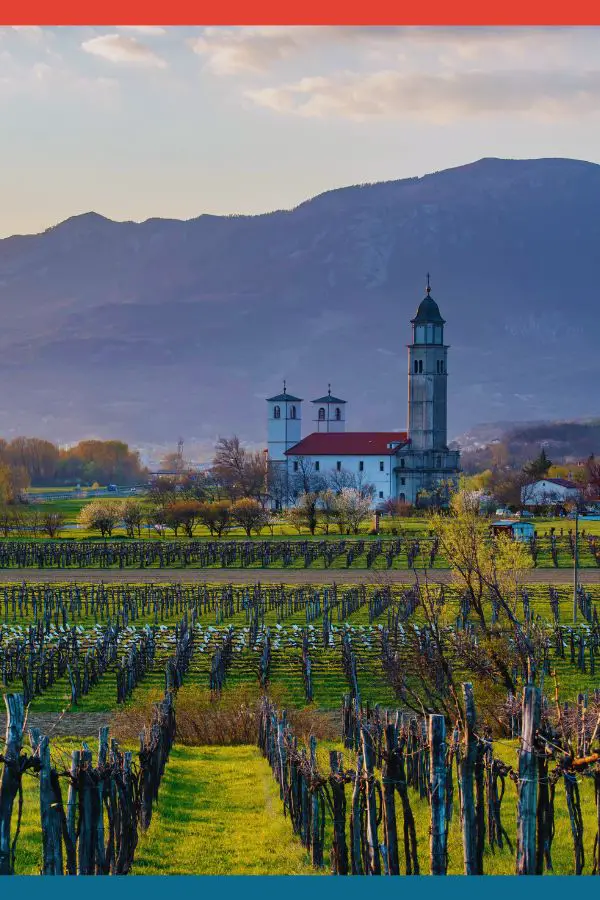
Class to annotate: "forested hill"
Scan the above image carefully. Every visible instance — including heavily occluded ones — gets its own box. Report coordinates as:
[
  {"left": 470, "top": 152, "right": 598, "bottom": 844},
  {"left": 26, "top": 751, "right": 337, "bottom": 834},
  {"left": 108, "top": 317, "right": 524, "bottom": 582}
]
[
  {"left": 1, "top": 156, "right": 600, "bottom": 452},
  {"left": 459, "top": 419, "right": 600, "bottom": 472}
]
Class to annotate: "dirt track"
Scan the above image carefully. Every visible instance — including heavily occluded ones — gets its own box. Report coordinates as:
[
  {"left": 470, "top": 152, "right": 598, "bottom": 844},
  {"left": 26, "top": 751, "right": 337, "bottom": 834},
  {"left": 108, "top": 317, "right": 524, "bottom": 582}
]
[{"left": 0, "top": 567, "right": 594, "bottom": 585}]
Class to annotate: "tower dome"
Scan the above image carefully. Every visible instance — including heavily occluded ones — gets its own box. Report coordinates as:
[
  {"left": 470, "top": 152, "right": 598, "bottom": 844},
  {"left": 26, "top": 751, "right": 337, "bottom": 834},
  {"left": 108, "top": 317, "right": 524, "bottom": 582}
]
[{"left": 410, "top": 274, "right": 445, "bottom": 326}]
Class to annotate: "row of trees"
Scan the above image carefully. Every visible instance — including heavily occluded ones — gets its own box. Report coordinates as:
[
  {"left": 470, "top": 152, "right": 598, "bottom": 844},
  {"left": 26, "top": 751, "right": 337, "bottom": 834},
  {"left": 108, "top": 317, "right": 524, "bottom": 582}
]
[
  {"left": 77, "top": 497, "right": 276, "bottom": 538},
  {"left": 76, "top": 489, "right": 376, "bottom": 538},
  {"left": 0, "top": 437, "right": 147, "bottom": 489}
]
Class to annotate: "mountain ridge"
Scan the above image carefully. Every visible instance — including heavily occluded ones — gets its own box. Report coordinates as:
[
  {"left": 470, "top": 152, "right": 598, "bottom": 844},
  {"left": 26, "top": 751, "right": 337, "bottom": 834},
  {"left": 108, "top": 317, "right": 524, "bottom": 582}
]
[{"left": 1, "top": 156, "right": 599, "bottom": 451}]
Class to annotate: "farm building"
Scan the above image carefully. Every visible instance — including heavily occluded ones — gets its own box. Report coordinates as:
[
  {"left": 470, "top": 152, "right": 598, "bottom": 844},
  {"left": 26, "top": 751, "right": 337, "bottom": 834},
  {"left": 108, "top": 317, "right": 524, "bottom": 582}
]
[
  {"left": 491, "top": 520, "right": 535, "bottom": 541},
  {"left": 521, "top": 478, "right": 581, "bottom": 507},
  {"left": 266, "top": 277, "right": 461, "bottom": 508}
]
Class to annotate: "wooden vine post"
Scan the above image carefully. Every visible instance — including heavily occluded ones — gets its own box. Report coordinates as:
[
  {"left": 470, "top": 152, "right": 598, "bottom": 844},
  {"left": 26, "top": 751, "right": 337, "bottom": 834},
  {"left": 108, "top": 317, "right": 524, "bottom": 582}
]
[
  {"left": 0, "top": 694, "right": 25, "bottom": 875},
  {"left": 429, "top": 713, "right": 447, "bottom": 875},
  {"left": 361, "top": 725, "right": 381, "bottom": 874},
  {"left": 31, "top": 730, "right": 63, "bottom": 875},
  {"left": 381, "top": 722, "right": 400, "bottom": 875},
  {"left": 329, "top": 751, "right": 349, "bottom": 875},
  {"left": 459, "top": 682, "right": 481, "bottom": 874},
  {"left": 516, "top": 684, "right": 541, "bottom": 875}
]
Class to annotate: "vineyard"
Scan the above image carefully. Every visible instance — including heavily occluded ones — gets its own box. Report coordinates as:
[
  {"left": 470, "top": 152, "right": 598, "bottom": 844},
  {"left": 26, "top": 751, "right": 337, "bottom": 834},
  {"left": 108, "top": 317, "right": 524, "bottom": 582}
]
[
  {"left": 0, "top": 531, "right": 598, "bottom": 568},
  {"left": 2, "top": 573, "right": 600, "bottom": 876}
]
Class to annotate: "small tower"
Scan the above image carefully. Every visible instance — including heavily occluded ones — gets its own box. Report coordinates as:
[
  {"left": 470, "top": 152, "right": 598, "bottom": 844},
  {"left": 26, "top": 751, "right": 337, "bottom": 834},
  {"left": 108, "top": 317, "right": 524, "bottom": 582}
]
[
  {"left": 311, "top": 386, "right": 346, "bottom": 433},
  {"left": 407, "top": 275, "right": 448, "bottom": 452},
  {"left": 266, "top": 382, "right": 302, "bottom": 461}
]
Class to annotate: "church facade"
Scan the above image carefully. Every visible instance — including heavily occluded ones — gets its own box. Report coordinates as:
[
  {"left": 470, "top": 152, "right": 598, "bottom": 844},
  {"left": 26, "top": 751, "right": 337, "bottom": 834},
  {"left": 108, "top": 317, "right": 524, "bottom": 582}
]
[{"left": 266, "top": 280, "right": 461, "bottom": 507}]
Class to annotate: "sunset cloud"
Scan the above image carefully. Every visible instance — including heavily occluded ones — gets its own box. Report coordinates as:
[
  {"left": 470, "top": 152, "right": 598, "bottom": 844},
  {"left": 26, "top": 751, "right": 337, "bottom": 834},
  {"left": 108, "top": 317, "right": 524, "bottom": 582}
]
[
  {"left": 246, "top": 68, "right": 600, "bottom": 121},
  {"left": 82, "top": 33, "right": 167, "bottom": 68}
]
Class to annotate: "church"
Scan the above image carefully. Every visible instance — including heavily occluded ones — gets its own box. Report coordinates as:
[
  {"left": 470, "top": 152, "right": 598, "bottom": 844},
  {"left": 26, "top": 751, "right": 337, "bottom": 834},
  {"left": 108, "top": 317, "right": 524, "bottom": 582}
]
[{"left": 266, "top": 279, "right": 461, "bottom": 508}]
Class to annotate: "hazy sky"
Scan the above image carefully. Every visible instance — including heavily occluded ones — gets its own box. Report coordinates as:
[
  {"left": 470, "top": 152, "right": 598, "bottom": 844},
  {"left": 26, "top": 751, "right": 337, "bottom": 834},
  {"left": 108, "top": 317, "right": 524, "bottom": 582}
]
[{"left": 2, "top": 25, "right": 600, "bottom": 237}]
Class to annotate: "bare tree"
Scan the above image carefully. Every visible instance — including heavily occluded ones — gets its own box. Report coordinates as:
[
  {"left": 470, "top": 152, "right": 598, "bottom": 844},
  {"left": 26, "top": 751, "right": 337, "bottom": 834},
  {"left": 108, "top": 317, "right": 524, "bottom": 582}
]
[
  {"left": 290, "top": 457, "right": 326, "bottom": 498},
  {"left": 212, "top": 436, "right": 267, "bottom": 502},
  {"left": 326, "top": 467, "right": 375, "bottom": 500},
  {"left": 266, "top": 461, "right": 290, "bottom": 510},
  {"left": 231, "top": 498, "right": 269, "bottom": 536},
  {"left": 41, "top": 512, "right": 65, "bottom": 538},
  {"left": 121, "top": 499, "right": 144, "bottom": 538}
]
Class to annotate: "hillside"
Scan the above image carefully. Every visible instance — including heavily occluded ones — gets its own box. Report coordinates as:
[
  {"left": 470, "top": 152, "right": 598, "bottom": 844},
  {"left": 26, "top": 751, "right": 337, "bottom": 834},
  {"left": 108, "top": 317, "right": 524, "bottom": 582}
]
[
  {"left": 459, "top": 418, "right": 600, "bottom": 472},
  {"left": 1, "top": 156, "right": 600, "bottom": 452}
]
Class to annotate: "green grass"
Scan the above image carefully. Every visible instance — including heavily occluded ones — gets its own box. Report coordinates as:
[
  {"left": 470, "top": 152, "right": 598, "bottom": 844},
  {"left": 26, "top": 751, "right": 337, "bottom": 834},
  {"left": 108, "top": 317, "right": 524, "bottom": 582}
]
[{"left": 133, "top": 745, "right": 316, "bottom": 875}]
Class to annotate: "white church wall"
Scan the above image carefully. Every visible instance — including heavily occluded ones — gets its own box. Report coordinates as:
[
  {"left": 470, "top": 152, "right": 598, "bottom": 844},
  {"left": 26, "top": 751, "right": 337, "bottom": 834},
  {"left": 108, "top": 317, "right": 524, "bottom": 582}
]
[{"left": 287, "top": 454, "right": 395, "bottom": 505}]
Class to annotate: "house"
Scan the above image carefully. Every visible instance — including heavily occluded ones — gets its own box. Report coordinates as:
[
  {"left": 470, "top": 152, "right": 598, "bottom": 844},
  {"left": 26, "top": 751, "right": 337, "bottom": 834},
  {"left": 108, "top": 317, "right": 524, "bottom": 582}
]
[
  {"left": 491, "top": 520, "right": 535, "bottom": 542},
  {"left": 521, "top": 478, "right": 582, "bottom": 507},
  {"left": 266, "top": 277, "right": 461, "bottom": 508}
]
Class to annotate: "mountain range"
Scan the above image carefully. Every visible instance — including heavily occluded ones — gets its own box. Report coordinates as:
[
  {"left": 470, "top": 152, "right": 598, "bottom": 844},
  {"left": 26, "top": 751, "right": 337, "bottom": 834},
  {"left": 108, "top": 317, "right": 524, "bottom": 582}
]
[{"left": 1, "top": 156, "right": 599, "bottom": 460}]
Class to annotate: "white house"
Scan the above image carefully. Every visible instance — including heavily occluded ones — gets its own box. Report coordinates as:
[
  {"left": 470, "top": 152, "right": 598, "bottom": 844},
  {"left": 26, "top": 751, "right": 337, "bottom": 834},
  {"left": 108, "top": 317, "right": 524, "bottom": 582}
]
[
  {"left": 521, "top": 478, "right": 581, "bottom": 507},
  {"left": 266, "top": 277, "right": 461, "bottom": 508}
]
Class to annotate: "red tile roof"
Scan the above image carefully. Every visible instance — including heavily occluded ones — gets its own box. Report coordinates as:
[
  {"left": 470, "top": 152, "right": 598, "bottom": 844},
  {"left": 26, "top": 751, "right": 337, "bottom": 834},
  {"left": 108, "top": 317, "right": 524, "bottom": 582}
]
[{"left": 285, "top": 432, "right": 409, "bottom": 456}]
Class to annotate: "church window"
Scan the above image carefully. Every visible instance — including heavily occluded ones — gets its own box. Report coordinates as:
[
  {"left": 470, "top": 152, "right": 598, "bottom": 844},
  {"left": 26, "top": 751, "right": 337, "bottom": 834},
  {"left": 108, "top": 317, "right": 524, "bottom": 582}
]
[
  {"left": 293, "top": 460, "right": 299, "bottom": 472},
  {"left": 379, "top": 461, "right": 384, "bottom": 472},
  {"left": 315, "top": 461, "right": 320, "bottom": 472},
  {"left": 399, "top": 493, "right": 406, "bottom": 502},
  {"left": 273, "top": 405, "right": 281, "bottom": 419},
  {"left": 289, "top": 405, "right": 297, "bottom": 419},
  {"left": 400, "top": 459, "right": 405, "bottom": 468},
  {"left": 379, "top": 491, "right": 384, "bottom": 499},
  {"left": 418, "top": 360, "right": 423, "bottom": 373},
  {"left": 335, "top": 407, "right": 341, "bottom": 420},
  {"left": 400, "top": 477, "right": 405, "bottom": 486},
  {"left": 318, "top": 407, "right": 325, "bottom": 420},
  {"left": 359, "top": 461, "right": 364, "bottom": 472},
  {"left": 336, "top": 461, "right": 342, "bottom": 472},
  {"left": 440, "top": 360, "right": 444, "bottom": 373},
  {"left": 413, "top": 360, "right": 418, "bottom": 374}
]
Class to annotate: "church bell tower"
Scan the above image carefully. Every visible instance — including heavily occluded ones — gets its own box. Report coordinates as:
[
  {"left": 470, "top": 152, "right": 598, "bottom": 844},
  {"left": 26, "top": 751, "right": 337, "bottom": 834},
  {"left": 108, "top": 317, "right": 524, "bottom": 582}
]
[
  {"left": 266, "top": 382, "right": 302, "bottom": 461},
  {"left": 407, "top": 276, "right": 448, "bottom": 452}
]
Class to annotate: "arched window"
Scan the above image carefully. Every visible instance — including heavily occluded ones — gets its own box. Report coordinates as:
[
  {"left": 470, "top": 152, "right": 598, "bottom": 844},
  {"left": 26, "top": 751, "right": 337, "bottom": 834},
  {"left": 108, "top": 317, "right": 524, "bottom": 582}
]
[
  {"left": 273, "top": 405, "right": 281, "bottom": 419},
  {"left": 440, "top": 360, "right": 444, "bottom": 373},
  {"left": 399, "top": 492, "right": 406, "bottom": 502},
  {"left": 289, "top": 405, "right": 296, "bottom": 419},
  {"left": 335, "top": 407, "right": 341, "bottom": 420},
  {"left": 418, "top": 360, "right": 423, "bottom": 374},
  {"left": 414, "top": 360, "right": 418, "bottom": 374},
  {"left": 400, "top": 459, "right": 405, "bottom": 468},
  {"left": 318, "top": 407, "right": 326, "bottom": 420}
]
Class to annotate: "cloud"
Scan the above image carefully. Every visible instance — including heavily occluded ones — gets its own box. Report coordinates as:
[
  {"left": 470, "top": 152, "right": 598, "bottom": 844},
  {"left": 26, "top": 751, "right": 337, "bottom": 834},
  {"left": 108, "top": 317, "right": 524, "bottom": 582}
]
[
  {"left": 246, "top": 68, "right": 600, "bottom": 121},
  {"left": 116, "top": 26, "right": 167, "bottom": 36},
  {"left": 190, "top": 27, "right": 301, "bottom": 75},
  {"left": 82, "top": 33, "right": 167, "bottom": 68},
  {"left": 190, "top": 26, "right": 587, "bottom": 75}
]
